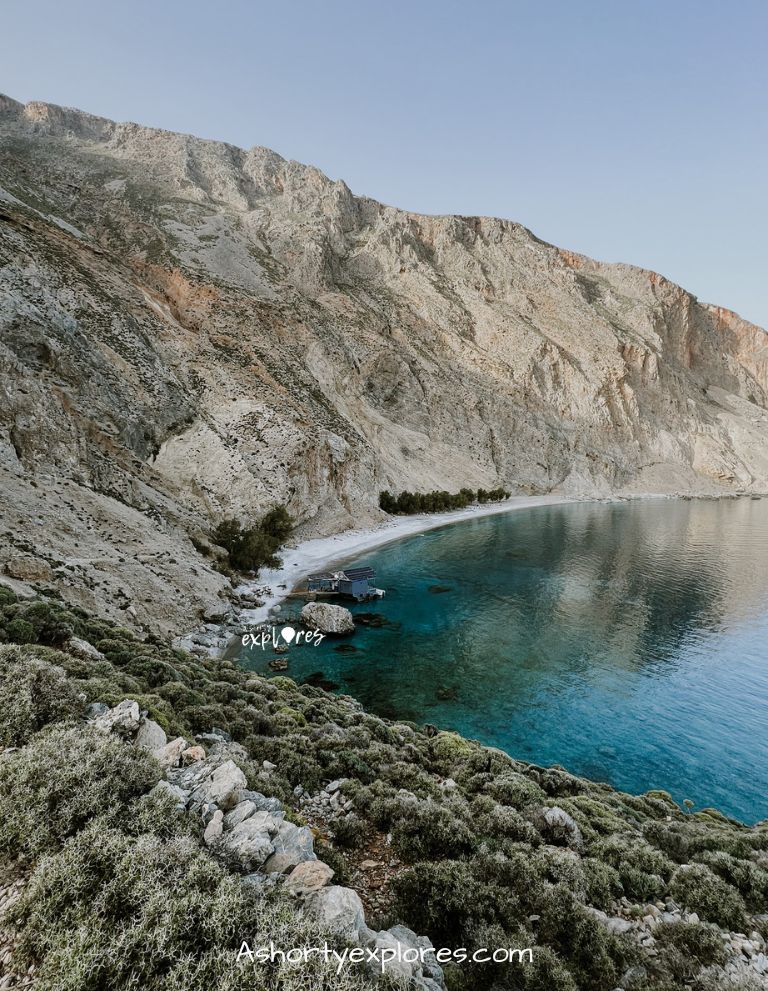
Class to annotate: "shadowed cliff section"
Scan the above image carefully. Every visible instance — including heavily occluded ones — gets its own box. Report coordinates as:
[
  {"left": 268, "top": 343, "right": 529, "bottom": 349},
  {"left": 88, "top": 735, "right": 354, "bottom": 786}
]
[{"left": 1, "top": 93, "right": 768, "bottom": 633}]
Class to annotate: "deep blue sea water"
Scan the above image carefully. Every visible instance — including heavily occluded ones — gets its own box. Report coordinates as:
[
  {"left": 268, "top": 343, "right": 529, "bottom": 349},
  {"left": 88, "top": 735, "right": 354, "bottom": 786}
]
[{"left": 240, "top": 498, "right": 768, "bottom": 824}]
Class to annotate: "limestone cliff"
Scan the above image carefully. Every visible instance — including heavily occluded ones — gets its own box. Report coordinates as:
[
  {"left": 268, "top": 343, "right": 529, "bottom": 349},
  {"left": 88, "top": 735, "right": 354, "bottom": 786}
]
[{"left": 1, "top": 93, "right": 767, "bottom": 633}]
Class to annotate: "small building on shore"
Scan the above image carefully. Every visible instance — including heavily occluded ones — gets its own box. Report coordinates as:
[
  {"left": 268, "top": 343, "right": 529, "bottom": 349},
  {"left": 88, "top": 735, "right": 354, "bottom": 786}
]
[{"left": 306, "top": 566, "right": 383, "bottom": 602}]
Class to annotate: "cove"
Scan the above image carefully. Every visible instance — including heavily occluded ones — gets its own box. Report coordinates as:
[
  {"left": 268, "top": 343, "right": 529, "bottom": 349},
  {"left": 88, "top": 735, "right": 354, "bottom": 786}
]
[{"left": 240, "top": 497, "right": 768, "bottom": 824}]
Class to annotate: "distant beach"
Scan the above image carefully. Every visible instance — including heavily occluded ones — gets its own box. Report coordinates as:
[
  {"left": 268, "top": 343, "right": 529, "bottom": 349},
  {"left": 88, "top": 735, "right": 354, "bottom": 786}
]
[{"left": 235, "top": 494, "right": 580, "bottom": 625}]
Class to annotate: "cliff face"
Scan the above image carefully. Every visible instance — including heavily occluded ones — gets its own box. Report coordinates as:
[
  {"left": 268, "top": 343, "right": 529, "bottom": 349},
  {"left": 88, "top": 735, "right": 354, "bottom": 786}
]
[{"left": 1, "top": 93, "right": 768, "bottom": 632}]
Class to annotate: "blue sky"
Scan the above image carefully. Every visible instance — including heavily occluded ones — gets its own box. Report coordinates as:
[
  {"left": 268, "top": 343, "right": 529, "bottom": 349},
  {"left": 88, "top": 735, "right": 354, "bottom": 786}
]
[{"left": 3, "top": 0, "right": 767, "bottom": 326}]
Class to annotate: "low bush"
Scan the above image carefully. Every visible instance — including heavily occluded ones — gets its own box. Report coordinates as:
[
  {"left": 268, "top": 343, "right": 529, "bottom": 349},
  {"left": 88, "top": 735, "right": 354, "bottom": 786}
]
[
  {"left": 0, "top": 724, "right": 161, "bottom": 862},
  {"left": 669, "top": 863, "right": 748, "bottom": 930},
  {"left": 389, "top": 800, "right": 476, "bottom": 861},
  {"left": 654, "top": 920, "right": 727, "bottom": 981},
  {"left": 0, "top": 645, "right": 82, "bottom": 745},
  {"left": 694, "top": 850, "right": 768, "bottom": 910},
  {"left": 9, "top": 819, "right": 371, "bottom": 991}
]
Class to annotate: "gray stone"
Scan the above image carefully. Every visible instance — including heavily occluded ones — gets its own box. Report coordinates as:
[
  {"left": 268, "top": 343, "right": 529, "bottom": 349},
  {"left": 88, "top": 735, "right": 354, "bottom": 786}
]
[
  {"left": 304, "top": 885, "right": 365, "bottom": 940},
  {"left": 204, "top": 809, "right": 224, "bottom": 845},
  {"left": 190, "top": 759, "right": 246, "bottom": 811},
  {"left": 283, "top": 859, "right": 334, "bottom": 896},
  {"left": 262, "top": 821, "right": 316, "bottom": 874},
  {"left": 84, "top": 702, "right": 109, "bottom": 719},
  {"left": 5, "top": 556, "right": 52, "bottom": 582},
  {"left": 92, "top": 699, "right": 141, "bottom": 737},
  {"left": 368, "top": 930, "right": 418, "bottom": 982},
  {"left": 221, "top": 812, "right": 280, "bottom": 871},
  {"left": 241, "top": 790, "right": 283, "bottom": 814},
  {"left": 65, "top": 637, "right": 106, "bottom": 662},
  {"left": 134, "top": 717, "right": 167, "bottom": 752},
  {"left": 388, "top": 925, "right": 444, "bottom": 983},
  {"left": 154, "top": 737, "right": 187, "bottom": 769},
  {"left": 224, "top": 800, "right": 258, "bottom": 830},
  {"left": 182, "top": 745, "right": 205, "bottom": 764},
  {"left": 300, "top": 602, "right": 355, "bottom": 635},
  {"left": 150, "top": 780, "right": 189, "bottom": 810}
]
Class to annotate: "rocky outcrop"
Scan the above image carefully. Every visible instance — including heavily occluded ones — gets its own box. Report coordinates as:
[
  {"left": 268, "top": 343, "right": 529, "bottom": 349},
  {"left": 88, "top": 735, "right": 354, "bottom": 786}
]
[
  {"left": 87, "top": 698, "right": 447, "bottom": 991},
  {"left": 2, "top": 94, "right": 768, "bottom": 634},
  {"left": 300, "top": 602, "right": 355, "bottom": 635}
]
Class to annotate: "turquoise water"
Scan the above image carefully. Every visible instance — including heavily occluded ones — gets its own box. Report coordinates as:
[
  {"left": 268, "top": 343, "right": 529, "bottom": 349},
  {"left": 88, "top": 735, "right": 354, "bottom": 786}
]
[{"left": 240, "top": 498, "right": 768, "bottom": 824}]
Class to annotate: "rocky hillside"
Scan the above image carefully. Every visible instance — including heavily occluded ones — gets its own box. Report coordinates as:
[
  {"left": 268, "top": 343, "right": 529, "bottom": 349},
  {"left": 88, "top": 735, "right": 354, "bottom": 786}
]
[
  {"left": 2, "top": 94, "right": 768, "bottom": 634},
  {"left": 1, "top": 591, "right": 768, "bottom": 990}
]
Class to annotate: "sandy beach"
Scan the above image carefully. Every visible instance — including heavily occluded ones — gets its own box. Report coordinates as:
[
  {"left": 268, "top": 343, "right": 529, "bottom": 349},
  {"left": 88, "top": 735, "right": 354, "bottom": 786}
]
[{"left": 236, "top": 494, "right": 583, "bottom": 625}]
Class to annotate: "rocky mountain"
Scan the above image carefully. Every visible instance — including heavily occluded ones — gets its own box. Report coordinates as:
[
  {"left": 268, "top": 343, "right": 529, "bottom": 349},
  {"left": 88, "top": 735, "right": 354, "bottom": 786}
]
[{"left": 1, "top": 93, "right": 767, "bottom": 633}]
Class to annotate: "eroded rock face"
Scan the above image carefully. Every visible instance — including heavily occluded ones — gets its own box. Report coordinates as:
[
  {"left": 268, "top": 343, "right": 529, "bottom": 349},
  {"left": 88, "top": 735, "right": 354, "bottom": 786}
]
[
  {"left": 2, "top": 95, "right": 768, "bottom": 635},
  {"left": 4, "top": 556, "right": 51, "bottom": 582},
  {"left": 300, "top": 602, "right": 355, "bottom": 635}
]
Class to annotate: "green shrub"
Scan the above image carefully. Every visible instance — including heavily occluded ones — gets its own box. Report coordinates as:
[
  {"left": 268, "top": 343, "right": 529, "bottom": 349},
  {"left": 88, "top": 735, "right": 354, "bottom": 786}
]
[
  {"left": 669, "top": 863, "right": 748, "bottom": 930},
  {"left": 5, "top": 618, "right": 36, "bottom": 643},
  {"left": 390, "top": 800, "right": 476, "bottom": 861},
  {"left": 331, "top": 814, "right": 368, "bottom": 849},
  {"left": 470, "top": 796, "right": 541, "bottom": 845},
  {"left": 0, "top": 646, "right": 82, "bottom": 746},
  {"left": 9, "top": 600, "right": 76, "bottom": 645},
  {"left": 694, "top": 850, "right": 768, "bottom": 910},
  {"left": 393, "top": 859, "right": 513, "bottom": 945},
  {"left": 430, "top": 731, "right": 477, "bottom": 770},
  {"left": 0, "top": 724, "right": 161, "bottom": 862},
  {"left": 213, "top": 506, "right": 292, "bottom": 573},
  {"left": 379, "top": 487, "right": 510, "bottom": 515},
  {"left": 487, "top": 772, "right": 547, "bottom": 809},
  {"left": 9, "top": 821, "right": 369, "bottom": 991},
  {"left": 581, "top": 858, "right": 624, "bottom": 909},
  {"left": 591, "top": 834, "right": 675, "bottom": 900},
  {"left": 654, "top": 920, "right": 727, "bottom": 983},
  {"left": 534, "top": 885, "right": 630, "bottom": 990}
]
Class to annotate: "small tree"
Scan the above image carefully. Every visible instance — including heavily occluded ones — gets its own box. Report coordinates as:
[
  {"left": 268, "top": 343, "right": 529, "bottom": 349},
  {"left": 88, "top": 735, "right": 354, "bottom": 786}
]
[{"left": 213, "top": 505, "right": 293, "bottom": 573}]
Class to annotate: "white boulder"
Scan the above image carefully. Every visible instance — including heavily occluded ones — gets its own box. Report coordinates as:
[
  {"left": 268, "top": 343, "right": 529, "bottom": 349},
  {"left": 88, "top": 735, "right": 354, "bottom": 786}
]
[{"left": 300, "top": 602, "right": 354, "bottom": 635}]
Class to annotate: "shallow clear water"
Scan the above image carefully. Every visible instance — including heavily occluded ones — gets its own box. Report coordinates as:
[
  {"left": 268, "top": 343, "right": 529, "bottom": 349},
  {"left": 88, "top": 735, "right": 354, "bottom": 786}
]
[{"left": 240, "top": 498, "right": 768, "bottom": 824}]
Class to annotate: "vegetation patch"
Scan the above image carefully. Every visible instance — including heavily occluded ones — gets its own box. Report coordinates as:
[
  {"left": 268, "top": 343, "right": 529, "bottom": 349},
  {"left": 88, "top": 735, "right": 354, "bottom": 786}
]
[
  {"left": 379, "top": 487, "right": 511, "bottom": 514},
  {"left": 1, "top": 589, "right": 767, "bottom": 990}
]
